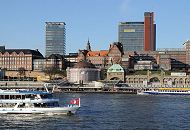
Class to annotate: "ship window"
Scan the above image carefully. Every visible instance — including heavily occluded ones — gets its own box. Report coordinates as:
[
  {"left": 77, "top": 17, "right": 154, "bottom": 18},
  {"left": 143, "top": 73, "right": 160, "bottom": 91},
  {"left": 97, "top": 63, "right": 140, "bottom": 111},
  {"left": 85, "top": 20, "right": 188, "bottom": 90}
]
[
  {"left": 5, "top": 95, "right": 9, "bottom": 99},
  {"left": 0, "top": 95, "right": 3, "bottom": 99},
  {"left": 41, "top": 103, "right": 48, "bottom": 107},
  {"left": 34, "top": 103, "right": 47, "bottom": 108},
  {"left": 48, "top": 102, "right": 59, "bottom": 107},
  {"left": 41, "top": 94, "right": 53, "bottom": 99},
  {"left": 26, "top": 94, "right": 35, "bottom": 99},
  {"left": 18, "top": 103, "right": 25, "bottom": 108},
  {"left": 10, "top": 95, "right": 15, "bottom": 99},
  {"left": 16, "top": 95, "right": 21, "bottom": 99},
  {"left": 34, "top": 103, "right": 40, "bottom": 107},
  {"left": 54, "top": 102, "right": 59, "bottom": 107},
  {"left": 21, "top": 95, "right": 25, "bottom": 99}
]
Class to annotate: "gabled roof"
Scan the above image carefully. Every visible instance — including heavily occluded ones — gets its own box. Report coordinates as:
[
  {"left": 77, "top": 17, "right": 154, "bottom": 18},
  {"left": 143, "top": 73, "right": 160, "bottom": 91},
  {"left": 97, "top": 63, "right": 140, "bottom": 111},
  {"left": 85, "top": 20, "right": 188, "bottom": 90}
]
[
  {"left": 78, "top": 49, "right": 89, "bottom": 56},
  {"left": 109, "top": 42, "right": 123, "bottom": 54},
  {"left": 0, "top": 49, "right": 43, "bottom": 57},
  {"left": 87, "top": 50, "right": 108, "bottom": 57}
]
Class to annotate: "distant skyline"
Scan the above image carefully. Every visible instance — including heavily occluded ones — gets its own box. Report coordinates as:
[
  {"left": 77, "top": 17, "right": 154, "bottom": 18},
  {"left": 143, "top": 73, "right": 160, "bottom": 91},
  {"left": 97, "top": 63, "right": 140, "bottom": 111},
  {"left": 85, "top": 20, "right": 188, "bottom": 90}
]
[{"left": 0, "top": 0, "right": 190, "bottom": 55}]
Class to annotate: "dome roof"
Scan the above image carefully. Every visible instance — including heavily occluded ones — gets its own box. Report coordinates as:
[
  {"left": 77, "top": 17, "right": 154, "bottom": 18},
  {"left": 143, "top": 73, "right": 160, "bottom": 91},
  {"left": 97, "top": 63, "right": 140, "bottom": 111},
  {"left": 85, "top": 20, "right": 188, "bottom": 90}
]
[
  {"left": 73, "top": 61, "right": 96, "bottom": 68},
  {"left": 107, "top": 64, "right": 124, "bottom": 73}
]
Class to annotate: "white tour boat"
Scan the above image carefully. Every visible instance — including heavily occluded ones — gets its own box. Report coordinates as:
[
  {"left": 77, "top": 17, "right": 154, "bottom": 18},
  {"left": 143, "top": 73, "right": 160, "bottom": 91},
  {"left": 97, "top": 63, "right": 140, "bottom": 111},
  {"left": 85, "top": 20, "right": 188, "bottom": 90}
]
[
  {"left": 0, "top": 89, "right": 80, "bottom": 114},
  {"left": 137, "top": 88, "right": 190, "bottom": 95}
]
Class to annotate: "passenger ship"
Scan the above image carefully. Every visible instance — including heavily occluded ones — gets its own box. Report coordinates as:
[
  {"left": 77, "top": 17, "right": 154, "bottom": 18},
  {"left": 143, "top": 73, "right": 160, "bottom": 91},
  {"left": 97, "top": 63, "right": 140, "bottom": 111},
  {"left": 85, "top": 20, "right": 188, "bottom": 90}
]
[
  {"left": 0, "top": 89, "right": 80, "bottom": 114},
  {"left": 137, "top": 88, "right": 190, "bottom": 95}
]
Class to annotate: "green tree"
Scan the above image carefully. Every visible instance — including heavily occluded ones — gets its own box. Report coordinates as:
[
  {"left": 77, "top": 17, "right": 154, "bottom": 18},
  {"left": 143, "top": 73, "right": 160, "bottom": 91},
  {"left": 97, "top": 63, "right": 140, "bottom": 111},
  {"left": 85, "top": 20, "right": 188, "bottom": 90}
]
[
  {"left": 43, "top": 67, "right": 67, "bottom": 80},
  {"left": 43, "top": 67, "right": 59, "bottom": 80}
]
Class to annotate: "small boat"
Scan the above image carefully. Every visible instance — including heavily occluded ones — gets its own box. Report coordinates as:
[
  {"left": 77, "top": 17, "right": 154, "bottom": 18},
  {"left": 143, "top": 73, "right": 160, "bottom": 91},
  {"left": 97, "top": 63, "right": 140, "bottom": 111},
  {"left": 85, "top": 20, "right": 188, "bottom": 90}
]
[
  {"left": 0, "top": 89, "right": 80, "bottom": 114},
  {"left": 137, "top": 88, "right": 190, "bottom": 95}
]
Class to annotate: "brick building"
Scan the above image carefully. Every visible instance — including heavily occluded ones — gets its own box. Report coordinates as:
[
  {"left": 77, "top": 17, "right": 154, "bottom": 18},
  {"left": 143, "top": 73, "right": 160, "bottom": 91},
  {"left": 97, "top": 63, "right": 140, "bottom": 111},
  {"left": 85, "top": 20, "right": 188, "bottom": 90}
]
[
  {"left": 86, "top": 50, "right": 108, "bottom": 68},
  {"left": 125, "top": 45, "right": 187, "bottom": 71},
  {"left": 33, "top": 54, "right": 65, "bottom": 71},
  {"left": 76, "top": 39, "right": 190, "bottom": 72},
  {"left": 77, "top": 42, "right": 123, "bottom": 69},
  {"left": 77, "top": 50, "right": 89, "bottom": 62},
  {"left": 0, "top": 46, "right": 43, "bottom": 71},
  {"left": 64, "top": 53, "right": 78, "bottom": 68},
  {"left": 107, "top": 42, "right": 123, "bottom": 66}
]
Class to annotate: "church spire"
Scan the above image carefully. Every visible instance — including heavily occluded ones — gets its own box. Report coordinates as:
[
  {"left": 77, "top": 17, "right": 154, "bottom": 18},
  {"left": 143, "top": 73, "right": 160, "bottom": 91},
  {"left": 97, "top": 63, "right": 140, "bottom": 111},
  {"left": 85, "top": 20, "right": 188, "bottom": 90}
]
[{"left": 86, "top": 38, "right": 91, "bottom": 51}]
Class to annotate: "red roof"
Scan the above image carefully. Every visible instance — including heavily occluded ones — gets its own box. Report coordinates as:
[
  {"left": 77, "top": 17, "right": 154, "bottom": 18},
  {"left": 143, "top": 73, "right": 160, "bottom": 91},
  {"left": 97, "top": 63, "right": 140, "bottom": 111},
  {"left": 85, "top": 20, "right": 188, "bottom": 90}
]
[{"left": 87, "top": 50, "right": 108, "bottom": 57}]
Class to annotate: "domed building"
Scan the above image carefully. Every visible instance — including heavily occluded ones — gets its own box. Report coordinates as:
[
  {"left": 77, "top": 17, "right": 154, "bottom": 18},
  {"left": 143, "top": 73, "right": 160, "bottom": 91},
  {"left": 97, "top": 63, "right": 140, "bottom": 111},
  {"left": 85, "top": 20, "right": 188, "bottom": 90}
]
[
  {"left": 67, "top": 61, "right": 100, "bottom": 83},
  {"left": 107, "top": 64, "right": 125, "bottom": 82}
]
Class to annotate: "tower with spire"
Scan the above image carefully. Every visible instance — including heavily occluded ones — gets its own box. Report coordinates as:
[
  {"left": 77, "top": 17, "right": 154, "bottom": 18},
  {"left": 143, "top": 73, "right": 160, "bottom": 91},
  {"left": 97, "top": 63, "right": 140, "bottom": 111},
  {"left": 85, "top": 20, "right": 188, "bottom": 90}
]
[{"left": 86, "top": 38, "right": 91, "bottom": 51}]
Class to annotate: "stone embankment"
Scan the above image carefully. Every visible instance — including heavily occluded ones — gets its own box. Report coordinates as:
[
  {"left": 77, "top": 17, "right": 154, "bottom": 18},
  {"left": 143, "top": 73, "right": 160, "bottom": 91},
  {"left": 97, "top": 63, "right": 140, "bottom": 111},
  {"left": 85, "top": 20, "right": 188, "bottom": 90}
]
[{"left": 0, "top": 81, "right": 188, "bottom": 94}]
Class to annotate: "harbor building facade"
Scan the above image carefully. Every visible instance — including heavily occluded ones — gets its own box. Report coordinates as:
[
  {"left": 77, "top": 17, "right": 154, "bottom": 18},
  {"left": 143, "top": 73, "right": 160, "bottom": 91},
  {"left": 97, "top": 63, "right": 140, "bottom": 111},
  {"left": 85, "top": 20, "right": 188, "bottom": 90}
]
[
  {"left": 77, "top": 40, "right": 190, "bottom": 72},
  {"left": 45, "top": 22, "right": 66, "bottom": 57},
  {"left": 125, "top": 48, "right": 187, "bottom": 72},
  {"left": 107, "top": 64, "right": 125, "bottom": 82},
  {"left": 33, "top": 54, "right": 65, "bottom": 71},
  {"left": 119, "top": 12, "right": 156, "bottom": 52},
  {"left": 64, "top": 53, "right": 78, "bottom": 68},
  {"left": 0, "top": 46, "right": 43, "bottom": 71},
  {"left": 77, "top": 42, "right": 123, "bottom": 69},
  {"left": 67, "top": 61, "right": 100, "bottom": 83}
]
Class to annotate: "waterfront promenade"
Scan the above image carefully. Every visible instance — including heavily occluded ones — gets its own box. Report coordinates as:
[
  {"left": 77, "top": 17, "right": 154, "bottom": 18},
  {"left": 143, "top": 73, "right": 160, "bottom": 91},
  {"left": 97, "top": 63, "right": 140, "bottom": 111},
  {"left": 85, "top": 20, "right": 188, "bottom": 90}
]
[{"left": 0, "top": 80, "right": 189, "bottom": 94}]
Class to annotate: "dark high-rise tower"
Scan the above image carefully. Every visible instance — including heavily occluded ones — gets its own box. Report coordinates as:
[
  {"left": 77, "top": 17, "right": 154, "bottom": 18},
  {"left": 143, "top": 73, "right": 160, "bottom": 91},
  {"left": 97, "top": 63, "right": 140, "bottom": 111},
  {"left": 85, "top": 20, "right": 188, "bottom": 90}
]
[
  {"left": 45, "top": 22, "right": 66, "bottom": 57},
  {"left": 119, "top": 22, "right": 144, "bottom": 51}
]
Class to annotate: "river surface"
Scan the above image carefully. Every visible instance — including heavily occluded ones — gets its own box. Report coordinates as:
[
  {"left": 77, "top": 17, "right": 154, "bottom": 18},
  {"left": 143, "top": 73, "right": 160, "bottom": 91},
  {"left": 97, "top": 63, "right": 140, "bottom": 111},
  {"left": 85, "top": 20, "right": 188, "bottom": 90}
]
[{"left": 1, "top": 93, "right": 190, "bottom": 129}]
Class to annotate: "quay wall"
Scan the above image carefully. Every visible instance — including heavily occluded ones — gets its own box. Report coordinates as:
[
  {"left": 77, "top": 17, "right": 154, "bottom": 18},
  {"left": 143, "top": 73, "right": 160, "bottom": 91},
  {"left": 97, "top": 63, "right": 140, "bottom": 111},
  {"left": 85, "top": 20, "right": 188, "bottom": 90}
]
[{"left": 126, "top": 75, "right": 190, "bottom": 87}]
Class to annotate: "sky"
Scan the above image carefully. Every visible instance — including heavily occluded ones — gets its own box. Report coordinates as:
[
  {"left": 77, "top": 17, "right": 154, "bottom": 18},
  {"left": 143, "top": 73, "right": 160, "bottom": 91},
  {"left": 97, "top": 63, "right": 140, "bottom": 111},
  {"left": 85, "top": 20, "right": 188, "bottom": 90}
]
[{"left": 0, "top": 0, "right": 190, "bottom": 55}]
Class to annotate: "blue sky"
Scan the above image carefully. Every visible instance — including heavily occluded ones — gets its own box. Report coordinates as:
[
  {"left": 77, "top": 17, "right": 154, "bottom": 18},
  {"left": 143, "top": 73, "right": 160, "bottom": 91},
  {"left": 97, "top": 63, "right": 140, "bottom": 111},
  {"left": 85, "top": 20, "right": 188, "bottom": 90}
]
[{"left": 0, "top": 0, "right": 190, "bottom": 55}]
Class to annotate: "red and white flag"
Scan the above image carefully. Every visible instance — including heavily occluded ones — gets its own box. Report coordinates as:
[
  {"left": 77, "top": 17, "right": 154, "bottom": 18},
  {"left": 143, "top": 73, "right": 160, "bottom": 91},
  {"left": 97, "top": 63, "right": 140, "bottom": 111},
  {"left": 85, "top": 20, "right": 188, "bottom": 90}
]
[{"left": 70, "top": 98, "right": 80, "bottom": 106}]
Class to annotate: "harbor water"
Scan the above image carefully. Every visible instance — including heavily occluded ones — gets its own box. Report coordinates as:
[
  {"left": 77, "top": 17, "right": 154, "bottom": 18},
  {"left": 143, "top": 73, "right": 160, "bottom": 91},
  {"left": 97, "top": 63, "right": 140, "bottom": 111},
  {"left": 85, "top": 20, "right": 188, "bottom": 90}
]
[{"left": 1, "top": 93, "right": 190, "bottom": 129}]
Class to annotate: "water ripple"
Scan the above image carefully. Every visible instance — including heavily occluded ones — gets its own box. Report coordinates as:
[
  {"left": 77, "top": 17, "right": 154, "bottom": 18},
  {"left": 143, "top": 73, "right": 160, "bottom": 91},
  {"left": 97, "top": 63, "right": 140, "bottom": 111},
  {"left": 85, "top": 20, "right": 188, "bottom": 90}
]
[{"left": 0, "top": 94, "right": 190, "bottom": 129}]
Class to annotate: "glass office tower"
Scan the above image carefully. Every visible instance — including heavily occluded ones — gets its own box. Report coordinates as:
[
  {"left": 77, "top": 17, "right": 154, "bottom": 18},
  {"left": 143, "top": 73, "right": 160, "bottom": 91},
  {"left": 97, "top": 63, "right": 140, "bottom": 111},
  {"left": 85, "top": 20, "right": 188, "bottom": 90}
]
[
  {"left": 119, "top": 22, "right": 144, "bottom": 52},
  {"left": 45, "top": 22, "right": 66, "bottom": 57},
  {"left": 118, "top": 12, "right": 156, "bottom": 52}
]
